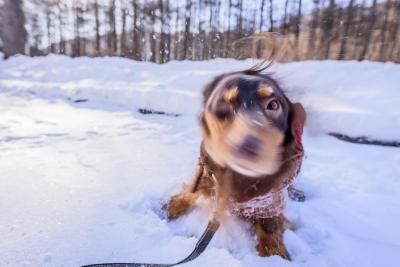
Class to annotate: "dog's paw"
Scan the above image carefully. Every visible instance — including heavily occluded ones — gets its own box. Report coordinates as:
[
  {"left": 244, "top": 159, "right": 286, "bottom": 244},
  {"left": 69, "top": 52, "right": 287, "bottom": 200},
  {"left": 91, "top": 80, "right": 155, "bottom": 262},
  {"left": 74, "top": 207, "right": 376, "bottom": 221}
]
[
  {"left": 255, "top": 217, "right": 291, "bottom": 260},
  {"left": 163, "top": 195, "right": 193, "bottom": 220},
  {"left": 256, "top": 236, "right": 290, "bottom": 260},
  {"left": 288, "top": 185, "right": 306, "bottom": 202}
]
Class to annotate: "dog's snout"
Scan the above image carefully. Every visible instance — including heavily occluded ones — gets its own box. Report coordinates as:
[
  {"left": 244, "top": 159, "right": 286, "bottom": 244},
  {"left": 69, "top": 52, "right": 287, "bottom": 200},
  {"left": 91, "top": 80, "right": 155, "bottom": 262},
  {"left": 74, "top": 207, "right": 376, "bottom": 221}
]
[{"left": 238, "top": 136, "right": 261, "bottom": 158}]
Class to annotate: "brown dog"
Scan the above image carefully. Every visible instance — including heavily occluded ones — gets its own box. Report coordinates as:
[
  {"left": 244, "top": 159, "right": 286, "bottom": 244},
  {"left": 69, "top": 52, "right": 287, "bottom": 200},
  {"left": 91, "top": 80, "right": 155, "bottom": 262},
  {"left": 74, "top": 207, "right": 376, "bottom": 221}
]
[{"left": 165, "top": 66, "right": 306, "bottom": 259}]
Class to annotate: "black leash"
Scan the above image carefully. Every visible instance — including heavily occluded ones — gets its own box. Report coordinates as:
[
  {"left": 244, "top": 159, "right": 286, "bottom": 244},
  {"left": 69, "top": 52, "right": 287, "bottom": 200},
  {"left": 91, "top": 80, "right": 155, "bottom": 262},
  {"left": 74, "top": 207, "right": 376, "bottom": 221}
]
[{"left": 81, "top": 217, "right": 220, "bottom": 267}]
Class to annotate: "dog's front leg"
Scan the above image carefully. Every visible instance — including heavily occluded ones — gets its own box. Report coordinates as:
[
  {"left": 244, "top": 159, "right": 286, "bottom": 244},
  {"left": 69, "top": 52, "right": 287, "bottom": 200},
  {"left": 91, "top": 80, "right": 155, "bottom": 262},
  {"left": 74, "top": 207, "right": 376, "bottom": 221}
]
[
  {"left": 254, "top": 215, "right": 291, "bottom": 260},
  {"left": 165, "top": 167, "right": 215, "bottom": 220},
  {"left": 165, "top": 182, "right": 202, "bottom": 220}
]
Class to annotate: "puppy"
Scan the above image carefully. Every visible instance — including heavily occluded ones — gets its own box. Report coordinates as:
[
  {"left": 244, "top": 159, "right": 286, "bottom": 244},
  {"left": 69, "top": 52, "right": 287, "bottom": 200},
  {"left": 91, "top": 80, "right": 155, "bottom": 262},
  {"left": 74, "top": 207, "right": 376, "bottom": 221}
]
[{"left": 165, "top": 66, "right": 306, "bottom": 259}]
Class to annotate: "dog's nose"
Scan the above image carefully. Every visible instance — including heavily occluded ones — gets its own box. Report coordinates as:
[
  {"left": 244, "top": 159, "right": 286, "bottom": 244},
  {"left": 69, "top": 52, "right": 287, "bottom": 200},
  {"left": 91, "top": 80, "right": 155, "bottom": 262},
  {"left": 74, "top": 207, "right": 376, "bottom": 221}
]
[{"left": 238, "top": 136, "right": 261, "bottom": 158}]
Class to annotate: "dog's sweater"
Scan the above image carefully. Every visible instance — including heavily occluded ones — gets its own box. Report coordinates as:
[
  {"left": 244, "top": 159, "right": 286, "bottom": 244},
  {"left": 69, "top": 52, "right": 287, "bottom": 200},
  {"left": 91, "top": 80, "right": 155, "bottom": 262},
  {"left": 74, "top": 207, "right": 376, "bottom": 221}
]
[{"left": 229, "top": 124, "right": 304, "bottom": 219}]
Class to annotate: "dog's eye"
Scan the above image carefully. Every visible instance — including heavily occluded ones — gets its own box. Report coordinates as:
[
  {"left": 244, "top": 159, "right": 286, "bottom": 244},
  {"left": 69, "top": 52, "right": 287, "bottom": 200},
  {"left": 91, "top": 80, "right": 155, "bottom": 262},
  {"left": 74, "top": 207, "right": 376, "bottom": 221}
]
[{"left": 266, "top": 99, "right": 280, "bottom": 111}]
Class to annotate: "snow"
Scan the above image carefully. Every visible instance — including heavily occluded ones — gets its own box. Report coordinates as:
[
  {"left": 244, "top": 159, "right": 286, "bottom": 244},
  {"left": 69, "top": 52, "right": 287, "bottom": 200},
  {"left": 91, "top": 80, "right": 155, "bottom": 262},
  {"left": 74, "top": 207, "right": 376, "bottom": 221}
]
[{"left": 1, "top": 55, "right": 399, "bottom": 267}]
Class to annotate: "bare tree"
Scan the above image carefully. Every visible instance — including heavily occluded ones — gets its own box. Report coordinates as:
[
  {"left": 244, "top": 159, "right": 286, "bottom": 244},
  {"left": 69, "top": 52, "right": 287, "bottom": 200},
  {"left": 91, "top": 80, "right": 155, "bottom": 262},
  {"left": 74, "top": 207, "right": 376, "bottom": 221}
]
[
  {"left": 268, "top": 0, "right": 274, "bottom": 31},
  {"left": 320, "top": 0, "right": 336, "bottom": 59},
  {"left": 93, "top": 0, "right": 101, "bottom": 54},
  {"left": 0, "top": 0, "right": 27, "bottom": 58},
  {"left": 107, "top": 0, "right": 117, "bottom": 55},
  {"left": 387, "top": 0, "right": 400, "bottom": 60},
  {"left": 338, "top": 0, "right": 355, "bottom": 60},
  {"left": 121, "top": 5, "right": 128, "bottom": 57},
  {"left": 294, "top": 0, "right": 302, "bottom": 53},
  {"left": 282, "top": 0, "right": 290, "bottom": 33},
  {"left": 259, "top": 0, "right": 266, "bottom": 32},
  {"left": 131, "top": 0, "right": 141, "bottom": 60},
  {"left": 307, "top": 0, "right": 320, "bottom": 59},
  {"left": 56, "top": 1, "right": 67, "bottom": 54},
  {"left": 72, "top": 0, "right": 85, "bottom": 57},
  {"left": 182, "top": 0, "right": 192, "bottom": 60},
  {"left": 4, "top": 0, "right": 399, "bottom": 63},
  {"left": 379, "top": 0, "right": 391, "bottom": 60},
  {"left": 159, "top": 0, "right": 166, "bottom": 63},
  {"left": 359, "top": 0, "right": 377, "bottom": 60}
]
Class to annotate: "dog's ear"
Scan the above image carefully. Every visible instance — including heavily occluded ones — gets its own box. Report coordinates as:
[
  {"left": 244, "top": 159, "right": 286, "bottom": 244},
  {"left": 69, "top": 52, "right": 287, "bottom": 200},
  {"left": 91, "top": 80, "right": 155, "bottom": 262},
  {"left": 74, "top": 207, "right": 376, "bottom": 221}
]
[
  {"left": 202, "top": 74, "right": 226, "bottom": 104},
  {"left": 290, "top": 102, "right": 306, "bottom": 146},
  {"left": 199, "top": 112, "right": 210, "bottom": 136}
]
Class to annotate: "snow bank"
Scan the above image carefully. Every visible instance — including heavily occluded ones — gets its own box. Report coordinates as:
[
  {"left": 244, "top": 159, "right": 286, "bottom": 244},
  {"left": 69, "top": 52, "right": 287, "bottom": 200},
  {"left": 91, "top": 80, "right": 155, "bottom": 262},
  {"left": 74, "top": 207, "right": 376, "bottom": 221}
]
[{"left": 1, "top": 54, "right": 399, "bottom": 141}]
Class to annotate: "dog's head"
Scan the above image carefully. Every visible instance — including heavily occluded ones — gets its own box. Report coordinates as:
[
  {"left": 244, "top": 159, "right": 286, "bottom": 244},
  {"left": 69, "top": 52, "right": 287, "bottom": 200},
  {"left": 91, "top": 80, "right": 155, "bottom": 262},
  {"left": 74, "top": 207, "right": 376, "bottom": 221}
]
[{"left": 200, "top": 69, "right": 305, "bottom": 177}]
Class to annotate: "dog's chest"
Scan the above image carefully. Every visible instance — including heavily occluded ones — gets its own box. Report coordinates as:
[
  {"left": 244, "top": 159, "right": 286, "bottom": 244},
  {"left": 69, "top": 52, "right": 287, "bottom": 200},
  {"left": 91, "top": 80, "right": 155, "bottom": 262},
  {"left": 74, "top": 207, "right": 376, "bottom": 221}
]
[{"left": 208, "top": 155, "right": 301, "bottom": 219}]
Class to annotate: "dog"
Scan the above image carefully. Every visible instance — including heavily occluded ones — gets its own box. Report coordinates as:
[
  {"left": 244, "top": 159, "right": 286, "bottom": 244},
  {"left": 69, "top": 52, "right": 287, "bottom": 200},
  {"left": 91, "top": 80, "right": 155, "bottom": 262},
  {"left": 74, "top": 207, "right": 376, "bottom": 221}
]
[{"left": 165, "top": 65, "right": 306, "bottom": 259}]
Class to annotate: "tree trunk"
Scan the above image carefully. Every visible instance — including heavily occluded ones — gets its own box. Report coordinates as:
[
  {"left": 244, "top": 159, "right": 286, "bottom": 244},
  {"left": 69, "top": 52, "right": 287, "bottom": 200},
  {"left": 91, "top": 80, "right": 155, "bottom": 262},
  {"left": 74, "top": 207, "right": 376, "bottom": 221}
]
[
  {"left": 57, "top": 2, "right": 66, "bottom": 54},
  {"left": 121, "top": 8, "right": 127, "bottom": 57},
  {"left": 94, "top": 0, "right": 101, "bottom": 54},
  {"left": 358, "top": 0, "right": 377, "bottom": 60},
  {"left": 131, "top": 0, "right": 141, "bottom": 60},
  {"left": 379, "top": 0, "right": 391, "bottom": 61},
  {"left": 307, "top": 0, "right": 319, "bottom": 59},
  {"left": 337, "top": 0, "right": 355, "bottom": 60},
  {"left": 282, "top": 0, "right": 290, "bottom": 33},
  {"left": 321, "top": 0, "right": 335, "bottom": 59},
  {"left": 269, "top": 0, "right": 274, "bottom": 31},
  {"left": 159, "top": 0, "right": 166, "bottom": 63},
  {"left": 259, "top": 0, "right": 266, "bottom": 32},
  {"left": 294, "top": 0, "right": 302, "bottom": 56},
  {"left": 182, "top": 0, "right": 192, "bottom": 60},
  {"left": 0, "top": 0, "right": 27, "bottom": 58}
]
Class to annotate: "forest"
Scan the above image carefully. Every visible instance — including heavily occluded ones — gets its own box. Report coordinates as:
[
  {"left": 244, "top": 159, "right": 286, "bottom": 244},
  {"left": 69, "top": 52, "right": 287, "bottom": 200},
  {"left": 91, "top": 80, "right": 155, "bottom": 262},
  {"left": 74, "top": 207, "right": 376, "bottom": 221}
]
[{"left": 0, "top": 0, "right": 399, "bottom": 63}]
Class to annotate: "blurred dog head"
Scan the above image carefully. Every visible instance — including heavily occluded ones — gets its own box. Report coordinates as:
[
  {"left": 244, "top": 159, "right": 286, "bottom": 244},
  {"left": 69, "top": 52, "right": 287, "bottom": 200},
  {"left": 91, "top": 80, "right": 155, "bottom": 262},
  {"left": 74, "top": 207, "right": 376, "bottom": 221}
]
[{"left": 200, "top": 68, "right": 298, "bottom": 177}]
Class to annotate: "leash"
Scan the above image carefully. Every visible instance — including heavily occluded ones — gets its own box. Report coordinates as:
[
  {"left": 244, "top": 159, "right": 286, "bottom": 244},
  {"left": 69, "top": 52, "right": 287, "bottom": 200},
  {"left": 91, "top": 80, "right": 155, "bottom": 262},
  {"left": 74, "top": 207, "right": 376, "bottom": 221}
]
[
  {"left": 82, "top": 155, "right": 221, "bottom": 267},
  {"left": 81, "top": 217, "right": 220, "bottom": 267}
]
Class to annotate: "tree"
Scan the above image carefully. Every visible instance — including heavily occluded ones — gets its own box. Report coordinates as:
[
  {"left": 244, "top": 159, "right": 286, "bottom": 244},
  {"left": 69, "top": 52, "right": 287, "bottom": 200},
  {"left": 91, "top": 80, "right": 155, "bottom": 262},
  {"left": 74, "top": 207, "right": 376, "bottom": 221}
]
[
  {"left": 94, "top": 0, "right": 101, "bottom": 54},
  {"left": 182, "top": 0, "right": 192, "bottom": 60},
  {"left": 338, "top": 0, "right": 355, "bottom": 60},
  {"left": 379, "top": 0, "right": 391, "bottom": 60},
  {"left": 320, "top": 0, "right": 335, "bottom": 59},
  {"left": 359, "top": 0, "right": 377, "bottom": 60},
  {"left": 121, "top": 5, "right": 128, "bottom": 57},
  {"left": 131, "top": 0, "right": 141, "bottom": 60},
  {"left": 268, "top": 0, "right": 274, "bottom": 31},
  {"left": 107, "top": 0, "right": 117, "bottom": 55},
  {"left": 307, "top": 0, "right": 320, "bottom": 59},
  {"left": 294, "top": 0, "right": 302, "bottom": 55},
  {"left": 56, "top": 1, "right": 67, "bottom": 54},
  {"left": 259, "top": 0, "right": 266, "bottom": 31},
  {"left": 282, "top": 0, "right": 290, "bottom": 33},
  {"left": 0, "top": 0, "right": 27, "bottom": 58},
  {"left": 72, "top": 0, "right": 85, "bottom": 57}
]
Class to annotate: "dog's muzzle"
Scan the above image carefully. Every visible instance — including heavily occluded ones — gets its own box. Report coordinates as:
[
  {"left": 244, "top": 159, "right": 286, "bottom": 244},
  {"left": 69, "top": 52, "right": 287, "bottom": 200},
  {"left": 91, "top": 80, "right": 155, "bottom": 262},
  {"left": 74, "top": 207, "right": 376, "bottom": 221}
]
[{"left": 236, "top": 135, "right": 262, "bottom": 159}]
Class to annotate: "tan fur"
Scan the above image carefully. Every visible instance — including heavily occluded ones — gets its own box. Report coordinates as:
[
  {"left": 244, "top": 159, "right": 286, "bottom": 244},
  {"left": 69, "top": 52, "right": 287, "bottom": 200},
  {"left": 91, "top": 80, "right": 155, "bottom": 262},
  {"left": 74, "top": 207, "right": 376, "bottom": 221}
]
[
  {"left": 223, "top": 86, "right": 239, "bottom": 103},
  {"left": 258, "top": 84, "right": 273, "bottom": 98}
]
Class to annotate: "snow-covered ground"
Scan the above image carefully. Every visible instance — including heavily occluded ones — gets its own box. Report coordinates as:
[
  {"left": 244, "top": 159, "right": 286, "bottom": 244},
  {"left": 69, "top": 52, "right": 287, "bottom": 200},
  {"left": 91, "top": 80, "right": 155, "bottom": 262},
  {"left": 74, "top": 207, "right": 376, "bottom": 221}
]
[{"left": 1, "top": 55, "right": 399, "bottom": 267}]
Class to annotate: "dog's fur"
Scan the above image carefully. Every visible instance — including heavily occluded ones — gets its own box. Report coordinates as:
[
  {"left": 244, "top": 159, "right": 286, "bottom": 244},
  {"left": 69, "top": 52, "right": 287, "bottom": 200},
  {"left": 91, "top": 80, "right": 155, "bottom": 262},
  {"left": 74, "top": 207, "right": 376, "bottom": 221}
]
[{"left": 165, "top": 66, "right": 306, "bottom": 259}]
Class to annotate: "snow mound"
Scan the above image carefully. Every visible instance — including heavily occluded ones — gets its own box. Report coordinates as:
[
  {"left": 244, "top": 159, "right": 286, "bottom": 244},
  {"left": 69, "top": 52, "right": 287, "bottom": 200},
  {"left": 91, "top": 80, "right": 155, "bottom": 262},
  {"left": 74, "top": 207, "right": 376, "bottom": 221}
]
[{"left": 1, "top": 55, "right": 399, "bottom": 140}]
